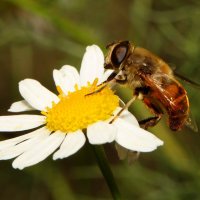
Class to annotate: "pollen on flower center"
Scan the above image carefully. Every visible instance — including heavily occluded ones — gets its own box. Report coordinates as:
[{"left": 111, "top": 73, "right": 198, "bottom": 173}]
[{"left": 42, "top": 79, "right": 119, "bottom": 132}]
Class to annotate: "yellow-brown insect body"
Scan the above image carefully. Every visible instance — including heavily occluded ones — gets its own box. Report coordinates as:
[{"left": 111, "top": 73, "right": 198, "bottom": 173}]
[{"left": 104, "top": 41, "right": 189, "bottom": 131}]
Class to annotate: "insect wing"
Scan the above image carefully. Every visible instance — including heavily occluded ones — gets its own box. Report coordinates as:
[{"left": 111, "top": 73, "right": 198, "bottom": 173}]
[
  {"left": 174, "top": 72, "right": 200, "bottom": 89},
  {"left": 185, "top": 111, "right": 198, "bottom": 132},
  {"left": 115, "top": 143, "right": 140, "bottom": 164}
]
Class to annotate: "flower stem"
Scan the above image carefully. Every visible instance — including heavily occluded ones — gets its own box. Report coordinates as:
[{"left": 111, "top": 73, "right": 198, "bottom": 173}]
[{"left": 91, "top": 145, "right": 121, "bottom": 200}]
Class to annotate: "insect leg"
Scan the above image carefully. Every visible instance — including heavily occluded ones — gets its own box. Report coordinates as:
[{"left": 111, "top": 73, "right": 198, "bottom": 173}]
[
  {"left": 85, "top": 71, "right": 117, "bottom": 96},
  {"left": 109, "top": 96, "right": 136, "bottom": 124},
  {"left": 113, "top": 94, "right": 139, "bottom": 162},
  {"left": 139, "top": 97, "right": 163, "bottom": 129},
  {"left": 139, "top": 116, "right": 162, "bottom": 129},
  {"left": 111, "top": 90, "right": 138, "bottom": 162}
]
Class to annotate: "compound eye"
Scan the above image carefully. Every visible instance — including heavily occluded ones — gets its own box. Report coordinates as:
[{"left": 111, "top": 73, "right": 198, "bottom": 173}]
[{"left": 111, "top": 43, "right": 128, "bottom": 67}]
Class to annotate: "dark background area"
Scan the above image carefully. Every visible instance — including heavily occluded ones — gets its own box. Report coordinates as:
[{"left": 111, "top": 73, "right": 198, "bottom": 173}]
[{"left": 0, "top": 0, "right": 200, "bottom": 199}]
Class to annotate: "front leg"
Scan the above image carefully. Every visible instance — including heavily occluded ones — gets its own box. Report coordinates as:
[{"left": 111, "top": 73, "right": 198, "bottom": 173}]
[{"left": 85, "top": 71, "right": 117, "bottom": 96}]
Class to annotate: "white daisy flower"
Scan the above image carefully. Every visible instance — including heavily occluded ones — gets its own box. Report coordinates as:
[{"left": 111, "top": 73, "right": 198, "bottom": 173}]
[{"left": 0, "top": 45, "right": 163, "bottom": 170}]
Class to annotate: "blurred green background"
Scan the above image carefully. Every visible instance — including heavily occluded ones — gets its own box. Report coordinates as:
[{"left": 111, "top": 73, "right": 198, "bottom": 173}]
[{"left": 0, "top": 0, "right": 200, "bottom": 199}]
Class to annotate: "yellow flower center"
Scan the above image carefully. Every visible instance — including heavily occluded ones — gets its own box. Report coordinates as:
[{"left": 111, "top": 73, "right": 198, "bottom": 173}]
[{"left": 42, "top": 79, "right": 119, "bottom": 132}]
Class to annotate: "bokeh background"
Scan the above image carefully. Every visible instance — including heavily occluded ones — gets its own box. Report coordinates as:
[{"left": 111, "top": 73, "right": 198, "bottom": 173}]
[{"left": 0, "top": 0, "right": 200, "bottom": 199}]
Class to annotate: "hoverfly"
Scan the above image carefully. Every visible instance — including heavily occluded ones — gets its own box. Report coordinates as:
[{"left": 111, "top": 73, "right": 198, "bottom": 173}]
[{"left": 101, "top": 40, "right": 199, "bottom": 132}]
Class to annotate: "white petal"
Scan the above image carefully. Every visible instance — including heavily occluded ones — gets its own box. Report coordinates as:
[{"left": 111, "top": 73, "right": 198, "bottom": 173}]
[
  {"left": 0, "top": 127, "right": 50, "bottom": 160},
  {"left": 87, "top": 121, "right": 117, "bottom": 144},
  {"left": 114, "top": 118, "right": 163, "bottom": 152},
  {"left": 53, "top": 130, "right": 85, "bottom": 160},
  {"left": 12, "top": 131, "right": 65, "bottom": 170},
  {"left": 80, "top": 45, "right": 104, "bottom": 86},
  {"left": 0, "top": 115, "right": 45, "bottom": 132},
  {"left": 19, "top": 79, "right": 59, "bottom": 111},
  {"left": 53, "top": 65, "right": 80, "bottom": 94},
  {"left": 113, "top": 107, "right": 139, "bottom": 126},
  {"left": 8, "top": 100, "right": 35, "bottom": 112},
  {"left": 0, "top": 127, "right": 47, "bottom": 151}
]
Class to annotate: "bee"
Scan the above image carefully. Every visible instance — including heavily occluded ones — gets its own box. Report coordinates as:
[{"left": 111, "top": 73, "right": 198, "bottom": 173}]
[{"left": 103, "top": 40, "right": 198, "bottom": 132}]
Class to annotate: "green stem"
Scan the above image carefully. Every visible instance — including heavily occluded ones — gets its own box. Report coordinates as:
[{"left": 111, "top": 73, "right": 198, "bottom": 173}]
[{"left": 91, "top": 145, "right": 121, "bottom": 200}]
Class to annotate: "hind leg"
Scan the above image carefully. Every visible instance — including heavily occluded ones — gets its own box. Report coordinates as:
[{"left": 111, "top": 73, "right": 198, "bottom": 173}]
[
  {"left": 139, "top": 97, "right": 163, "bottom": 129},
  {"left": 139, "top": 115, "right": 162, "bottom": 129}
]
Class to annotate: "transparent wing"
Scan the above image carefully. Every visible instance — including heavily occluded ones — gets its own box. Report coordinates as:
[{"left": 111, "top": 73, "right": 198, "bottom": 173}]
[
  {"left": 174, "top": 72, "right": 200, "bottom": 89},
  {"left": 115, "top": 143, "right": 140, "bottom": 164},
  {"left": 185, "top": 111, "right": 198, "bottom": 132}
]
